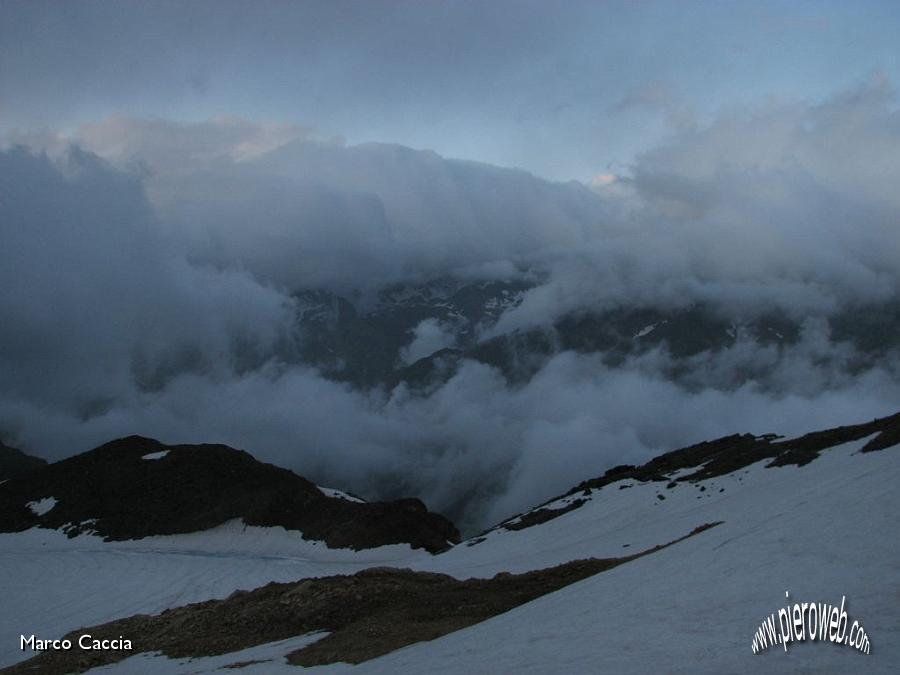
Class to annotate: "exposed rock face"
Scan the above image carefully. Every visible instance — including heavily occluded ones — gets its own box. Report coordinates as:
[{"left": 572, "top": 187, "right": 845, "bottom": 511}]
[
  {"left": 292, "top": 278, "right": 900, "bottom": 391},
  {"left": 0, "top": 436, "right": 459, "bottom": 552},
  {"left": 0, "top": 441, "right": 46, "bottom": 482},
  {"left": 294, "top": 278, "right": 531, "bottom": 388}
]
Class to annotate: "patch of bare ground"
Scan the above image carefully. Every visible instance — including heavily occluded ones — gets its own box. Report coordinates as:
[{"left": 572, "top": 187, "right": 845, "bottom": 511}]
[{"left": 3, "top": 523, "right": 721, "bottom": 674}]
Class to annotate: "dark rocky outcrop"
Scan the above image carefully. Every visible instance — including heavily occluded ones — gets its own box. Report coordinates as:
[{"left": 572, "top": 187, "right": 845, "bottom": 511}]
[
  {"left": 576, "top": 410, "right": 900, "bottom": 492},
  {"left": 0, "top": 436, "right": 459, "bottom": 552}
]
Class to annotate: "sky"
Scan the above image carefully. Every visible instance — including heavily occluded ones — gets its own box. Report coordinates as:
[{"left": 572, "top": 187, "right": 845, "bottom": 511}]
[
  {"left": 3, "top": 0, "right": 900, "bottom": 180},
  {"left": 2, "top": 1, "right": 900, "bottom": 531}
]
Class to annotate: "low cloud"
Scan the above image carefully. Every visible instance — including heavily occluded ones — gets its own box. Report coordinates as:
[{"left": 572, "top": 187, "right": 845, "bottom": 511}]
[
  {"left": 494, "top": 81, "right": 900, "bottom": 331},
  {"left": 400, "top": 319, "right": 460, "bottom": 366},
  {"left": 4, "top": 344, "right": 897, "bottom": 534},
  {"left": 0, "top": 146, "right": 295, "bottom": 426},
  {"left": 18, "top": 83, "right": 900, "bottom": 321},
  {"left": 2, "top": 80, "right": 900, "bottom": 533}
]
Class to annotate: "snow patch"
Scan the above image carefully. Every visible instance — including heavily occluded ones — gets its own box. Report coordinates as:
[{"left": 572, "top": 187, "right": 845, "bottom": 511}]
[
  {"left": 62, "top": 519, "right": 99, "bottom": 536},
  {"left": 84, "top": 633, "right": 328, "bottom": 674},
  {"left": 633, "top": 320, "right": 667, "bottom": 339},
  {"left": 141, "top": 451, "right": 170, "bottom": 461},
  {"left": 318, "top": 486, "right": 366, "bottom": 503},
  {"left": 26, "top": 497, "right": 57, "bottom": 516},
  {"left": 665, "top": 466, "right": 706, "bottom": 480},
  {"left": 532, "top": 492, "right": 589, "bottom": 514}
]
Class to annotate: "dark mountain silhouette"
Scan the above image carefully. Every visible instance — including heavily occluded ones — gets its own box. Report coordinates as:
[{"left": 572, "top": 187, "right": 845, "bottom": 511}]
[{"left": 0, "top": 436, "right": 459, "bottom": 553}]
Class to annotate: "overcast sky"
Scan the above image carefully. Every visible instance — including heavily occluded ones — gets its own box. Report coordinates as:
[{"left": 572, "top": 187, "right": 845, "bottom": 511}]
[{"left": 3, "top": 0, "right": 899, "bottom": 181}]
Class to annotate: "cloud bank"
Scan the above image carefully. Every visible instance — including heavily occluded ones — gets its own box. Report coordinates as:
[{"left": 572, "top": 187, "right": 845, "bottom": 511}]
[{"left": 2, "top": 81, "right": 899, "bottom": 532}]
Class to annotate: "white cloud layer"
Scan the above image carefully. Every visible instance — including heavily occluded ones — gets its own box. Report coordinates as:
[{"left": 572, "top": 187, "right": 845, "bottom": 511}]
[
  {"left": 400, "top": 319, "right": 460, "bottom": 366},
  {"left": 2, "top": 81, "right": 899, "bottom": 531}
]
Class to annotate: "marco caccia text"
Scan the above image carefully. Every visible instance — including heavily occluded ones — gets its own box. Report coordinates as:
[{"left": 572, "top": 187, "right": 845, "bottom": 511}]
[{"left": 21, "top": 634, "right": 132, "bottom": 652}]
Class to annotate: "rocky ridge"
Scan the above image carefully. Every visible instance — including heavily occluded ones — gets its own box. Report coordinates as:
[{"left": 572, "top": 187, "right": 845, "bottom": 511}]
[{"left": 0, "top": 436, "right": 458, "bottom": 552}]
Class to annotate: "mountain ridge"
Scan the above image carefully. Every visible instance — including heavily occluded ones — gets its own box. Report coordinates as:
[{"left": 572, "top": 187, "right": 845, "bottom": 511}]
[
  {"left": 0, "top": 435, "right": 459, "bottom": 553},
  {"left": 484, "top": 410, "right": 900, "bottom": 536}
]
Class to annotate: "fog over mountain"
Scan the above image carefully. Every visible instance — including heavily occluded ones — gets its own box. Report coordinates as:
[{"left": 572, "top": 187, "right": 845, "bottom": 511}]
[{"left": 3, "top": 81, "right": 899, "bottom": 531}]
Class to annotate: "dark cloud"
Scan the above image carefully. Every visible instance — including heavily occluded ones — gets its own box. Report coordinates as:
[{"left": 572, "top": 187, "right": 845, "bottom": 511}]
[{"left": 0, "top": 146, "right": 294, "bottom": 431}]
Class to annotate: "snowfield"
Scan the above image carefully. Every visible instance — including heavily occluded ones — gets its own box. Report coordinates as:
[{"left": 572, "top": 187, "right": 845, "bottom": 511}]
[
  {"left": 0, "top": 524, "right": 426, "bottom": 670},
  {"left": 1, "top": 435, "right": 898, "bottom": 673},
  {"left": 313, "top": 436, "right": 899, "bottom": 675}
]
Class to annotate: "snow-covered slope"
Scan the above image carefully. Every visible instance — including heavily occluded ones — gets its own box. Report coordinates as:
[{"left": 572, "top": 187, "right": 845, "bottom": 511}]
[
  {"left": 320, "top": 433, "right": 899, "bottom": 674},
  {"left": 0, "top": 523, "right": 428, "bottom": 669},
  {"left": 2, "top": 416, "right": 898, "bottom": 673}
]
